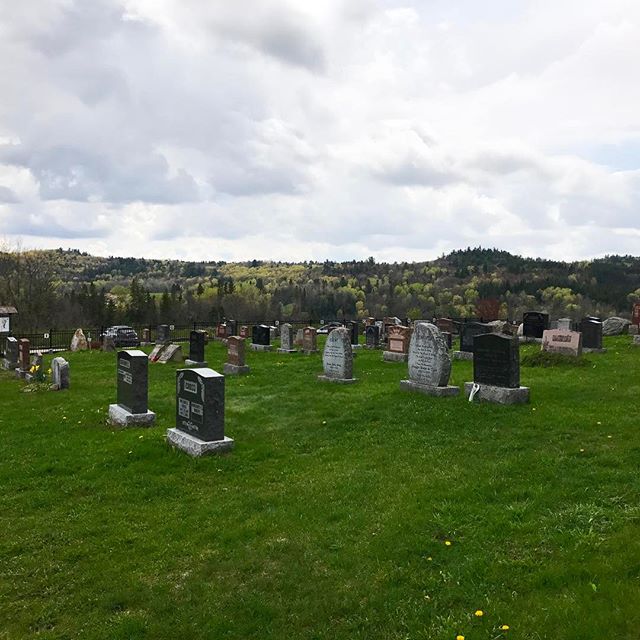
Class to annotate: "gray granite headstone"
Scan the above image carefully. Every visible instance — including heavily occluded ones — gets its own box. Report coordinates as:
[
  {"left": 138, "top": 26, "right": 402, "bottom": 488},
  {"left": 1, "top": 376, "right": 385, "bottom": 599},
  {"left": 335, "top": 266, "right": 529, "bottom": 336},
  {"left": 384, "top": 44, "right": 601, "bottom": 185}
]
[
  {"left": 278, "top": 323, "right": 295, "bottom": 353},
  {"left": 400, "top": 323, "right": 458, "bottom": 396},
  {"left": 166, "top": 368, "right": 234, "bottom": 456},
  {"left": 157, "top": 324, "right": 170, "bottom": 344},
  {"left": 51, "top": 356, "right": 69, "bottom": 390},
  {"left": 318, "top": 327, "right": 355, "bottom": 383},
  {"left": 302, "top": 327, "right": 317, "bottom": 353},
  {"left": 365, "top": 325, "right": 380, "bottom": 349}
]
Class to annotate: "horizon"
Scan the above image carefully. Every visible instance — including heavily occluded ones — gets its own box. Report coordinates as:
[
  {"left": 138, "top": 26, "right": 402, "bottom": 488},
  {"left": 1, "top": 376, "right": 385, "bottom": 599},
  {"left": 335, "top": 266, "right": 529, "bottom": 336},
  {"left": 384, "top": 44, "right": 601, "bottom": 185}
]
[{"left": 2, "top": 1, "right": 640, "bottom": 262}]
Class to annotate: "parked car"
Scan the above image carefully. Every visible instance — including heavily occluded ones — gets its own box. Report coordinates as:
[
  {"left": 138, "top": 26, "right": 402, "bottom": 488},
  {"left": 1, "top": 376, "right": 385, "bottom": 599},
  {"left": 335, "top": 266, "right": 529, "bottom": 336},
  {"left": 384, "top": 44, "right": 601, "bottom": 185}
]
[
  {"left": 316, "top": 322, "right": 344, "bottom": 335},
  {"left": 102, "top": 325, "right": 140, "bottom": 347}
]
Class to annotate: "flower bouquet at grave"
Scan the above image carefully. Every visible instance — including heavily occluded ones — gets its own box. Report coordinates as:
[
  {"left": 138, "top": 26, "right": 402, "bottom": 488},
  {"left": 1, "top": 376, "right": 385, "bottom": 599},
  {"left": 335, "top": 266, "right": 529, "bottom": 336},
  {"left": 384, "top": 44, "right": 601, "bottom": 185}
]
[{"left": 29, "top": 364, "right": 48, "bottom": 383}]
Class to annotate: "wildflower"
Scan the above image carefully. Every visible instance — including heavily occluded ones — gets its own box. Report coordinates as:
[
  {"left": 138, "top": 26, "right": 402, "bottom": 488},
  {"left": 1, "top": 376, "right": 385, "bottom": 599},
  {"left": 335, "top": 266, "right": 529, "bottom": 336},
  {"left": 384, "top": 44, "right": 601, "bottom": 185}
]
[
  {"left": 445, "top": 540, "right": 452, "bottom": 546},
  {"left": 456, "top": 635, "right": 465, "bottom": 640},
  {"left": 500, "top": 624, "right": 510, "bottom": 631},
  {"left": 47, "top": 368, "right": 52, "bottom": 374},
  {"left": 474, "top": 610, "right": 484, "bottom": 617},
  {"left": 580, "top": 448, "right": 585, "bottom": 453},
  {"left": 29, "top": 366, "right": 35, "bottom": 373}
]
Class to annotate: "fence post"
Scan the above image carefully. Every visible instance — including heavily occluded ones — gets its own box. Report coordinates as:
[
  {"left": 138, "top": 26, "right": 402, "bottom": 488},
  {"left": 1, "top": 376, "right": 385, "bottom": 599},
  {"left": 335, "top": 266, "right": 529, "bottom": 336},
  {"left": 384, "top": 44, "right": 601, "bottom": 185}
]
[{"left": 49, "top": 330, "right": 53, "bottom": 351}]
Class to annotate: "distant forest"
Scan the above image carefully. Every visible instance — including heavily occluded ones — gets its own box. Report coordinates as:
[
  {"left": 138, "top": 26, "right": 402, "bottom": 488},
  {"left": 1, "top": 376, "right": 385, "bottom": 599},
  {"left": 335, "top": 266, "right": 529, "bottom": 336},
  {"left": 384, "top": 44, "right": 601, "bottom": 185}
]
[{"left": 2, "top": 246, "right": 640, "bottom": 330}]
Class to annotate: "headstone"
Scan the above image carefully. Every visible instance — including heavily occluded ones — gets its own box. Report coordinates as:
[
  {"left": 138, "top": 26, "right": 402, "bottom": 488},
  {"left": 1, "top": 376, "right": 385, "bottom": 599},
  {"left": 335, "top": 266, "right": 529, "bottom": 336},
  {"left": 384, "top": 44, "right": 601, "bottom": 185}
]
[
  {"left": 278, "top": 323, "right": 296, "bottom": 353},
  {"left": 239, "top": 326, "right": 250, "bottom": 339},
  {"left": 167, "top": 368, "right": 234, "bottom": 456},
  {"left": 251, "top": 325, "right": 272, "bottom": 351},
  {"left": 51, "top": 356, "right": 70, "bottom": 390},
  {"left": 632, "top": 303, "right": 640, "bottom": 326},
  {"left": 629, "top": 324, "right": 639, "bottom": 336},
  {"left": 542, "top": 329, "right": 582, "bottom": 356},
  {"left": 383, "top": 325, "right": 411, "bottom": 362},
  {"left": 70, "top": 328, "right": 88, "bottom": 352},
  {"left": 365, "top": 317, "right": 376, "bottom": 327},
  {"left": 2, "top": 336, "right": 19, "bottom": 370},
  {"left": 157, "top": 324, "right": 170, "bottom": 345},
  {"left": 216, "top": 323, "right": 227, "bottom": 339},
  {"left": 580, "top": 318, "right": 604, "bottom": 351},
  {"left": 103, "top": 335, "right": 116, "bottom": 352},
  {"left": 227, "top": 320, "right": 238, "bottom": 337},
  {"left": 158, "top": 343, "right": 184, "bottom": 363},
  {"left": 454, "top": 322, "right": 492, "bottom": 360},
  {"left": 108, "top": 350, "right": 156, "bottom": 426},
  {"left": 348, "top": 321, "right": 360, "bottom": 348},
  {"left": 294, "top": 328, "right": 304, "bottom": 348},
  {"left": 142, "top": 328, "right": 151, "bottom": 344},
  {"left": 602, "top": 316, "right": 629, "bottom": 336},
  {"left": 302, "top": 327, "right": 318, "bottom": 354},
  {"left": 522, "top": 312, "right": 549, "bottom": 339},
  {"left": 400, "top": 323, "right": 459, "bottom": 396},
  {"left": 557, "top": 318, "right": 572, "bottom": 331},
  {"left": 464, "top": 333, "right": 529, "bottom": 404},
  {"left": 186, "top": 330, "right": 207, "bottom": 366},
  {"left": 365, "top": 325, "right": 380, "bottom": 349},
  {"left": 223, "top": 336, "right": 250, "bottom": 375},
  {"left": 148, "top": 343, "right": 166, "bottom": 362},
  {"left": 16, "top": 338, "right": 30, "bottom": 377},
  {"left": 436, "top": 318, "right": 455, "bottom": 334},
  {"left": 318, "top": 327, "right": 356, "bottom": 384},
  {"left": 441, "top": 331, "right": 453, "bottom": 349}
]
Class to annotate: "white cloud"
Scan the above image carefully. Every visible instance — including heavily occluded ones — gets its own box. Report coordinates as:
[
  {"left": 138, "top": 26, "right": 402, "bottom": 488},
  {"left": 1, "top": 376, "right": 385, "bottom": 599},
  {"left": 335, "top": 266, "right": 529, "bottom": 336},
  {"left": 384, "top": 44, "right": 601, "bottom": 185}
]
[{"left": 1, "top": 0, "right": 640, "bottom": 261}]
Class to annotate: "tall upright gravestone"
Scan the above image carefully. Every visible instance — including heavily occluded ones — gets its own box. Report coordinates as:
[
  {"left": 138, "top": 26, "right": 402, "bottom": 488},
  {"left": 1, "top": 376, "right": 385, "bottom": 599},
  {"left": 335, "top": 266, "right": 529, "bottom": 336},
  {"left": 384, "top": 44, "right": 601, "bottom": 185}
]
[
  {"left": 400, "top": 323, "right": 459, "bottom": 396},
  {"left": 302, "top": 327, "right": 318, "bottom": 354},
  {"left": 318, "top": 327, "right": 356, "bottom": 384},
  {"left": 51, "top": 356, "right": 70, "bottom": 390},
  {"left": 251, "top": 325, "right": 272, "bottom": 351},
  {"left": 454, "top": 322, "right": 492, "bottom": 360},
  {"left": 522, "top": 312, "right": 549, "bottom": 340},
  {"left": 464, "top": 334, "right": 529, "bottom": 404},
  {"left": 108, "top": 350, "right": 156, "bottom": 426},
  {"left": 349, "top": 321, "right": 361, "bottom": 349},
  {"left": 224, "top": 336, "right": 250, "bottom": 375},
  {"left": 16, "top": 338, "right": 30, "bottom": 378},
  {"left": 580, "top": 317, "right": 605, "bottom": 352},
  {"left": 157, "top": 324, "right": 170, "bottom": 345},
  {"left": 167, "top": 368, "right": 234, "bottom": 456},
  {"left": 186, "top": 330, "right": 207, "bottom": 367},
  {"left": 365, "top": 325, "right": 380, "bottom": 349},
  {"left": 278, "top": 323, "right": 296, "bottom": 353},
  {"left": 3, "top": 336, "right": 19, "bottom": 370}
]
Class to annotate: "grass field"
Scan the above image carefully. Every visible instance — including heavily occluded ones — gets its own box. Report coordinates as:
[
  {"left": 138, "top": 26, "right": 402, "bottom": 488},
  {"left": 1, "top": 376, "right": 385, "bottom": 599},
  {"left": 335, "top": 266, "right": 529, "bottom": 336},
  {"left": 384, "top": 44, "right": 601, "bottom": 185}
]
[{"left": 1, "top": 336, "right": 640, "bottom": 639}]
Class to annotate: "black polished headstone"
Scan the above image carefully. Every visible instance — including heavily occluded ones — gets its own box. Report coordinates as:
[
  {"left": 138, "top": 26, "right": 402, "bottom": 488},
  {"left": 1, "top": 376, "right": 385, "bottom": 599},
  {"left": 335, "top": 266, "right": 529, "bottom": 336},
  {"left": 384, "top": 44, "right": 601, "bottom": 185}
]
[
  {"left": 5, "top": 336, "right": 18, "bottom": 364},
  {"left": 522, "top": 312, "right": 549, "bottom": 339},
  {"left": 252, "top": 324, "right": 270, "bottom": 346},
  {"left": 189, "top": 330, "right": 206, "bottom": 362},
  {"left": 460, "top": 322, "right": 492, "bottom": 352},
  {"left": 116, "top": 350, "right": 148, "bottom": 414},
  {"left": 580, "top": 317, "right": 603, "bottom": 349},
  {"left": 473, "top": 333, "right": 520, "bottom": 388},
  {"left": 176, "top": 368, "right": 225, "bottom": 441},
  {"left": 365, "top": 325, "right": 379, "bottom": 348},
  {"left": 349, "top": 321, "right": 359, "bottom": 346}
]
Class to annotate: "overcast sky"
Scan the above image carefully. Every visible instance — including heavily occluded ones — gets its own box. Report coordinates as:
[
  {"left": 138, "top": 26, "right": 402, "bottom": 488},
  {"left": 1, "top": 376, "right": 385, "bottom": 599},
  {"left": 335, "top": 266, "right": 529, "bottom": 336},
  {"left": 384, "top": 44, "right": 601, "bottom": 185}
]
[{"left": 1, "top": 0, "right": 640, "bottom": 262}]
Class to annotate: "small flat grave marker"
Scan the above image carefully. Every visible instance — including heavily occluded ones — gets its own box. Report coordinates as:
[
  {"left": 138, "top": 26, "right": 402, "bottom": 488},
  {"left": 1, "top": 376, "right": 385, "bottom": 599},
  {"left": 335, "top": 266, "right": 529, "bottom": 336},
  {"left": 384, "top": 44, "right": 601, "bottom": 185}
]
[{"left": 542, "top": 329, "right": 582, "bottom": 356}]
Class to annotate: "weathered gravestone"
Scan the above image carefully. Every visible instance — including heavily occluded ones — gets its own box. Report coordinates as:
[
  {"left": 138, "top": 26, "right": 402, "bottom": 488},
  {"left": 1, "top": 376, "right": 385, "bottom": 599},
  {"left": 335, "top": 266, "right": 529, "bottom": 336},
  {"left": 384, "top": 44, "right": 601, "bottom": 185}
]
[
  {"left": 365, "top": 325, "right": 380, "bottom": 349},
  {"left": 522, "top": 312, "right": 549, "bottom": 340},
  {"left": 148, "top": 343, "right": 166, "bottom": 362},
  {"left": 223, "top": 336, "right": 250, "bottom": 375},
  {"left": 70, "top": 328, "right": 88, "bottom": 352},
  {"left": 302, "top": 327, "right": 318, "bottom": 354},
  {"left": 278, "top": 323, "right": 296, "bottom": 353},
  {"left": 158, "top": 343, "right": 184, "bottom": 363},
  {"left": 186, "top": 330, "right": 207, "bottom": 367},
  {"left": 542, "top": 329, "right": 582, "bottom": 357},
  {"left": 166, "top": 368, "right": 234, "bottom": 456},
  {"left": 2, "top": 336, "right": 19, "bottom": 370},
  {"left": 441, "top": 331, "right": 453, "bottom": 350},
  {"left": 383, "top": 325, "right": 411, "bottom": 362},
  {"left": 239, "top": 326, "right": 250, "bottom": 339},
  {"left": 318, "top": 327, "right": 356, "bottom": 384},
  {"left": 580, "top": 317, "right": 605, "bottom": 352},
  {"left": 108, "top": 350, "right": 156, "bottom": 426},
  {"left": 141, "top": 328, "right": 151, "bottom": 344},
  {"left": 251, "top": 325, "right": 272, "bottom": 351},
  {"left": 156, "top": 324, "right": 170, "bottom": 345},
  {"left": 216, "top": 323, "right": 227, "bottom": 340},
  {"left": 464, "top": 334, "right": 529, "bottom": 404},
  {"left": 436, "top": 318, "right": 456, "bottom": 334},
  {"left": 400, "top": 323, "right": 459, "bottom": 396},
  {"left": 16, "top": 338, "right": 30, "bottom": 378},
  {"left": 51, "top": 356, "right": 70, "bottom": 390},
  {"left": 557, "top": 318, "right": 572, "bottom": 331},
  {"left": 294, "top": 328, "right": 304, "bottom": 348},
  {"left": 349, "top": 321, "right": 361, "bottom": 349},
  {"left": 103, "top": 335, "right": 116, "bottom": 352},
  {"left": 454, "top": 322, "right": 492, "bottom": 360}
]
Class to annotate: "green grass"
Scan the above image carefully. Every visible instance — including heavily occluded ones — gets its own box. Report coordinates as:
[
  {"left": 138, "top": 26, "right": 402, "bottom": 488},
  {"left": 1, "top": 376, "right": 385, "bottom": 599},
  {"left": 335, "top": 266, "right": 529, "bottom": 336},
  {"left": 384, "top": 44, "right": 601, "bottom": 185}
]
[{"left": 1, "top": 336, "right": 640, "bottom": 640}]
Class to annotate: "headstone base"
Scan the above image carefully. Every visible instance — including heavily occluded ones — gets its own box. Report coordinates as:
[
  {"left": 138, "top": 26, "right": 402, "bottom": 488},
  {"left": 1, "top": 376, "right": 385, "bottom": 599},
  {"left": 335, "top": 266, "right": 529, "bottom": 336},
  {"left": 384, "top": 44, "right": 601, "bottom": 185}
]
[
  {"left": 317, "top": 375, "right": 357, "bottom": 385},
  {"left": 453, "top": 350, "right": 474, "bottom": 361},
  {"left": 364, "top": 345, "right": 380, "bottom": 350},
  {"left": 351, "top": 344, "right": 363, "bottom": 350},
  {"left": 185, "top": 359, "right": 208, "bottom": 367},
  {"left": 15, "top": 368, "right": 28, "bottom": 379},
  {"left": 464, "top": 382, "right": 529, "bottom": 405},
  {"left": 277, "top": 349, "right": 297, "bottom": 354},
  {"left": 519, "top": 336, "right": 543, "bottom": 344},
  {"left": 583, "top": 347, "right": 607, "bottom": 354},
  {"left": 250, "top": 344, "right": 272, "bottom": 352},
  {"left": 382, "top": 351, "right": 407, "bottom": 362},
  {"left": 108, "top": 404, "right": 156, "bottom": 428},
  {"left": 166, "top": 428, "right": 234, "bottom": 457},
  {"left": 400, "top": 380, "right": 460, "bottom": 396},
  {"left": 223, "top": 363, "right": 251, "bottom": 375}
]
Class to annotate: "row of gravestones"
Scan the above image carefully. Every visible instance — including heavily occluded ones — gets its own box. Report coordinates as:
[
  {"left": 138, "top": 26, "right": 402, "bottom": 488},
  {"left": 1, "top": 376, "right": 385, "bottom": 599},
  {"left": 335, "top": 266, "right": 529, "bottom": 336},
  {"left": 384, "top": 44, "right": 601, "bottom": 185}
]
[
  {"left": 317, "top": 325, "right": 529, "bottom": 404},
  {"left": 1, "top": 337, "right": 70, "bottom": 389}
]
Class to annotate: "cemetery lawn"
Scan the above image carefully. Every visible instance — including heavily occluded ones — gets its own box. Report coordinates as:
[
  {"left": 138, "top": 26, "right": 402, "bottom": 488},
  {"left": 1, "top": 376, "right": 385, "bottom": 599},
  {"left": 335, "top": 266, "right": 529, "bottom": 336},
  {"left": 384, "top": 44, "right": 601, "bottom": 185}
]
[{"left": 1, "top": 337, "right": 640, "bottom": 640}]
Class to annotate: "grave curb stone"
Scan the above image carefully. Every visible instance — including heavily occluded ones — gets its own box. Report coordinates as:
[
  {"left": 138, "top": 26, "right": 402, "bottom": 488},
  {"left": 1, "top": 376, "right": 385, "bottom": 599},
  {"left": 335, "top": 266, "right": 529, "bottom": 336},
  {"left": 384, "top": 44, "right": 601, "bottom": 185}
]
[
  {"left": 399, "top": 380, "right": 459, "bottom": 397},
  {"left": 108, "top": 404, "right": 156, "bottom": 427},
  {"left": 166, "top": 428, "right": 234, "bottom": 457},
  {"left": 464, "top": 382, "right": 529, "bottom": 405},
  {"left": 185, "top": 359, "right": 208, "bottom": 367},
  {"left": 317, "top": 375, "right": 358, "bottom": 385}
]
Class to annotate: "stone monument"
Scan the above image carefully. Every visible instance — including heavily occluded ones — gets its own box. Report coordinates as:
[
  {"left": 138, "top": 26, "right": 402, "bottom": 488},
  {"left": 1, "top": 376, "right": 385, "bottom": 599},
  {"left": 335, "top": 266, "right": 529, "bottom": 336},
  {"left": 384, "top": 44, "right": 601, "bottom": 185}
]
[
  {"left": 278, "top": 323, "right": 296, "bottom": 353},
  {"left": 251, "top": 325, "right": 272, "bottom": 351},
  {"left": 185, "top": 330, "right": 207, "bottom": 367},
  {"left": 542, "top": 329, "right": 582, "bottom": 357},
  {"left": 2, "top": 336, "right": 19, "bottom": 370},
  {"left": 453, "top": 321, "right": 492, "bottom": 360},
  {"left": 302, "top": 327, "right": 318, "bottom": 354},
  {"left": 383, "top": 325, "right": 411, "bottom": 362},
  {"left": 365, "top": 325, "right": 380, "bottom": 349},
  {"left": 223, "top": 336, "right": 250, "bottom": 375},
  {"left": 522, "top": 312, "right": 549, "bottom": 340},
  {"left": 318, "top": 327, "right": 356, "bottom": 384},
  {"left": 580, "top": 317, "right": 605, "bottom": 352},
  {"left": 51, "top": 356, "right": 70, "bottom": 390},
  {"left": 70, "top": 328, "right": 88, "bottom": 352},
  {"left": 108, "top": 350, "right": 156, "bottom": 426}
]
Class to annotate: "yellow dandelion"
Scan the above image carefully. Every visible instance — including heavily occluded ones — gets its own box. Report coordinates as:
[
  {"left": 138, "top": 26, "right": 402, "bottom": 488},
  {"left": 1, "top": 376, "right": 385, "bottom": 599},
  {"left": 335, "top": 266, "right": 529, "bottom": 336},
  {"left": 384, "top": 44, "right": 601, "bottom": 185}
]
[
  {"left": 456, "top": 635, "right": 465, "bottom": 640},
  {"left": 474, "top": 609, "right": 484, "bottom": 617},
  {"left": 500, "top": 624, "right": 510, "bottom": 631},
  {"left": 445, "top": 540, "right": 452, "bottom": 546},
  {"left": 29, "top": 366, "right": 35, "bottom": 373},
  {"left": 47, "top": 368, "right": 52, "bottom": 374}
]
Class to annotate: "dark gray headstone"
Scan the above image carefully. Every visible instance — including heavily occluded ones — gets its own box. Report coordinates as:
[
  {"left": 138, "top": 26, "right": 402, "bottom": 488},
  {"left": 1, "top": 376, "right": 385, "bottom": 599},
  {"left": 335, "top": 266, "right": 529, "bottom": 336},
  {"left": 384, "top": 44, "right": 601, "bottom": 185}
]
[
  {"left": 473, "top": 334, "right": 520, "bottom": 388},
  {"left": 157, "top": 324, "right": 170, "bottom": 344},
  {"left": 365, "top": 325, "right": 380, "bottom": 348},
  {"left": 252, "top": 325, "right": 270, "bottom": 346},
  {"left": 460, "top": 322, "right": 492, "bottom": 352},
  {"left": 189, "top": 330, "right": 206, "bottom": 362},
  {"left": 116, "top": 350, "right": 149, "bottom": 414},
  {"left": 349, "top": 321, "right": 359, "bottom": 346},
  {"left": 176, "top": 368, "right": 225, "bottom": 441},
  {"left": 580, "top": 317, "right": 603, "bottom": 349},
  {"left": 5, "top": 336, "right": 19, "bottom": 366},
  {"left": 523, "top": 312, "right": 549, "bottom": 339},
  {"left": 227, "top": 320, "right": 238, "bottom": 337}
]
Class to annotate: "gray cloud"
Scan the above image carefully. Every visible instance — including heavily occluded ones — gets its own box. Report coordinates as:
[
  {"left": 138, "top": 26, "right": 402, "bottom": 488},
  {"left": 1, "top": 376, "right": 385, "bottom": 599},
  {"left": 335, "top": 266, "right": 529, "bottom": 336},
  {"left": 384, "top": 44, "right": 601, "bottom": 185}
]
[{"left": 0, "top": 186, "right": 19, "bottom": 203}]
